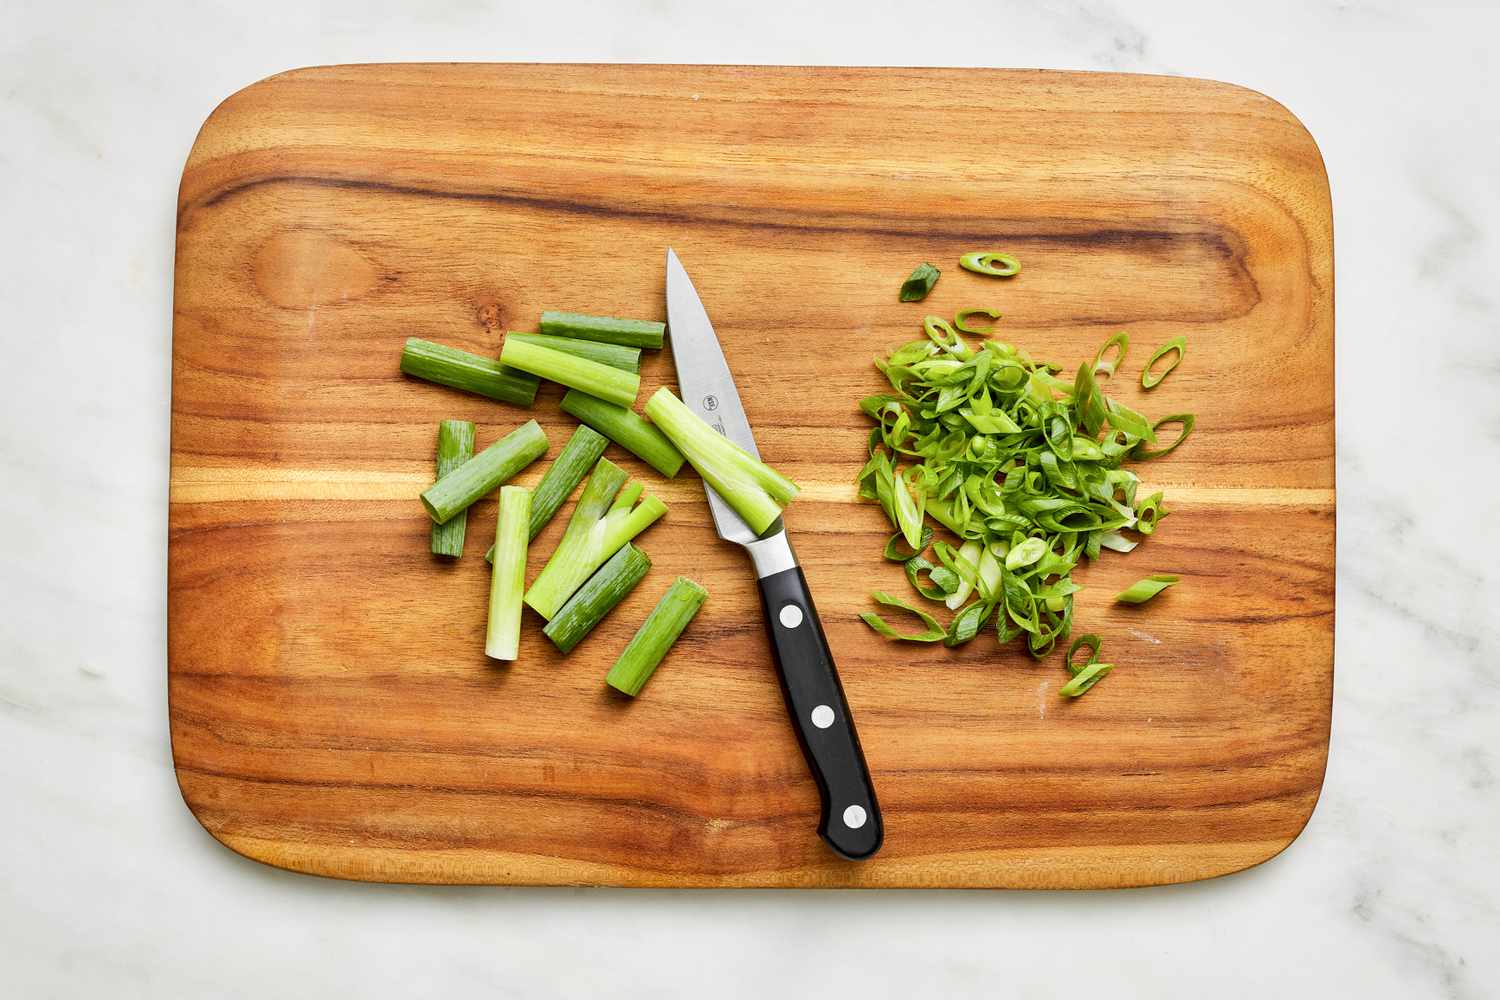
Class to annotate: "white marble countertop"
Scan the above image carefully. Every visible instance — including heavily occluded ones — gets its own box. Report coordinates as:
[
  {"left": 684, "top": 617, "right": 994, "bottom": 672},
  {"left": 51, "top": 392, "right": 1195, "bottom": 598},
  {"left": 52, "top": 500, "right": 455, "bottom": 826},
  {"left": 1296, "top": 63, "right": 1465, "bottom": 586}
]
[{"left": 3, "top": 1, "right": 1497, "bottom": 996}]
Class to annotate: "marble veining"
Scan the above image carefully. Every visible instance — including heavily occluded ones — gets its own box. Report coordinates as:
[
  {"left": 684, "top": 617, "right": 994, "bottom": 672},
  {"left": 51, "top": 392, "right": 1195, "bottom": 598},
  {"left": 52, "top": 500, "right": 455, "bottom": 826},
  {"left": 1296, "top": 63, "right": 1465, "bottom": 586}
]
[{"left": 3, "top": 1, "right": 1498, "bottom": 998}]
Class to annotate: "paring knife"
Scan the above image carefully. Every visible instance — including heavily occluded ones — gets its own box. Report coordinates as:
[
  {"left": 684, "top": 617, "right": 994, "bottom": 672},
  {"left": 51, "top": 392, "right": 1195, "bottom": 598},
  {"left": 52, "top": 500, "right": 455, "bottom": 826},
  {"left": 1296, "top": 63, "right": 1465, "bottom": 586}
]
[{"left": 665, "top": 248, "right": 883, "bottom": 861}]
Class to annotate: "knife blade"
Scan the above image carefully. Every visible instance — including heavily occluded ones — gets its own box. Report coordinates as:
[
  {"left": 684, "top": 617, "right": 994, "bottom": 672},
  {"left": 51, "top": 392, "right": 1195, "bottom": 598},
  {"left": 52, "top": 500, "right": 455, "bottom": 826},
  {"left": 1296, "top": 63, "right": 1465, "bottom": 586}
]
[{"left": 665, "top": 248, "right": 883, "bottom": 861}]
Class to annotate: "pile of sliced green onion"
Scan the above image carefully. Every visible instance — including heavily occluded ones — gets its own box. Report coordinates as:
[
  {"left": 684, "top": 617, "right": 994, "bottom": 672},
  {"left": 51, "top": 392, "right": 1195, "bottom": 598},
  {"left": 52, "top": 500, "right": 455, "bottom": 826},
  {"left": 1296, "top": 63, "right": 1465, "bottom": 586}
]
[{"left": 859, "top": 266, "right": 1194, "bottom": 697}]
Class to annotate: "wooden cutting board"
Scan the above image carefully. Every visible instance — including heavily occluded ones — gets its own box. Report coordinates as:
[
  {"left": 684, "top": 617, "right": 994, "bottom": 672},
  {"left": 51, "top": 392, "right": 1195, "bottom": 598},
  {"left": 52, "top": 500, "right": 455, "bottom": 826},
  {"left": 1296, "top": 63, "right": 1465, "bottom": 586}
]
[{"left": 169, "top": 64, "right": 1334, "bottom": 888}]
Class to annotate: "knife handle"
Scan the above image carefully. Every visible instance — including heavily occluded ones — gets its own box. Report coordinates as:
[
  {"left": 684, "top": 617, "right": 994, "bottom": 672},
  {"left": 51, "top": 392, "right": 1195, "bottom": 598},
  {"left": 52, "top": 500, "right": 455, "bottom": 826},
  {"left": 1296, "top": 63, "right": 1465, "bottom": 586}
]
[{"left": 756, "top": 566, "right": 883, "bottom": 861}]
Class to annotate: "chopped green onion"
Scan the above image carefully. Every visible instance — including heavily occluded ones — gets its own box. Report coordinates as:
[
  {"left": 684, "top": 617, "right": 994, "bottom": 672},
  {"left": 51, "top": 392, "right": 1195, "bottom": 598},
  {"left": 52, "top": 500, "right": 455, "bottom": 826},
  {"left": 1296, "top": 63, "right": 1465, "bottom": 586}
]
[
  {"left": 1115, "top": 574, "right": 1180, "bottom": 604},
  {"left": 1135, "top": 492, "right": 1168, "bottom": 535},
  {"left": 505, "top": 331, "right": 640, "bottom": 373},
  {"left": 485, "top": 486, "right": 530, "bottom": 661},
  {"left": 860, "top": 591, "right": 947, "bottom": 643},
  {"left": 958, "top": 251, "right": 1020, "bottom": 277},
  {"left": 1092, "top": 332, "right": 1129, "bottom": 379},
  {"left": 605, "top": 577, "right": 708, "bottom": 696},
  {"left": 543, "top": 544, "right": 652, "bottom": 654},
  {"left": 1141, "top": 336, "right": 1186, "bottom": 389},
  {"left": 420, "top": 419, "right": 548, "bottom": 525},
  {"left": 482, "top": 425, "right": 609, "bottom": 564},
  {"left": 1065, "top": 634, "right": 1102, "bottom": 676},
  {"left": 883, "top": 526, "right": 933, "bottom": 562},
  {"left": 942, "top": 540, "right": 984, "bottom": 611},
  {"left": 1059, "top": 661, "right": 1111, "bottom": 697},
  {"left": 643, "top": 387, "right": 799, "bottom": 535},
  {"left": 954, "top": 308, "right": 1002, "bottom": 335},
  {"left": 524, "top": 457, "right": 667, "bottom": 620},
  {"left": 540, "top": 310, "right": 665, "bottom": 349},
  {"left": 560, "top": 389, "right": 686, "bottom": 477},
  {"left": 1131, "top": 414, "right": 1195, "bottom": 460},
  {"left": 904, "top": 556, "right": 958, "bottom": 600},
  {"left": 1005, "top": 536, "right": 1047, "bottom": 571},
  {"left": 499, "top": 337, "right": 640, "bottom": 408},
  {"left": 899, "top": 263, "right": 941, "bottom": 302},
  {"left": 430, "top": 420, "right": 475, "bottom": 558},
  {"left": 945, "top": 601, "right": 992, "bottom": 647},
  {"left": 400, "top": 338, "right": 539, "bottom": 406}
]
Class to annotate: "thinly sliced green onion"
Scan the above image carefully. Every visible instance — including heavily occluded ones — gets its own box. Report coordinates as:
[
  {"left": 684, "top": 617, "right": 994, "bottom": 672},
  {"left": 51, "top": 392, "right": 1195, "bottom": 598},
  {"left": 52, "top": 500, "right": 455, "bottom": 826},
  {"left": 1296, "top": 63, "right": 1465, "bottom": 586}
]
[
  {"left": 1092, "top": 332, "right": 1130, "bottom": 379},
  {"left": 540, "top": 311, "right": 665, "bottom": 349},
  {"left": 605, "top": 577, "right": 708, "bottom": 696},
  {"left": 1005, "top": 536, "right": 1047, "bottom": 570},
  {"left": 943, "top": 539, "right": 984, "bottom": 610},
  {"left": 892, "top": 467, "right": 926, "bottom": 549},
  {"left": 430, "top": 420, "right": 475, "bottom": 557},
  {"left": 883, "top": 526, "right": 933, "bottom": 562},
  {"left": 505, "top": 332, "right": 640, "bottom": 373},
  {"left": 400, "top": 338, "right": 539, "bottom": 406},
  {"left": 1065, "top": 634, "right": 1102, "bottom": 676},
  {"left": 1131, "top": 414, "right": 1195, "bottom": 460},
  {"left": 524, "top": 457, "right": 667, "bottom": 620},
  {"left": 560, "top": 389, "right": 685, "bottom": 477},
  {"left": 945, "top": 601, "right": 992, "bottom": 647},
  {"left": 860, "top": 591, "right": 946, "bottom": 642},
  {"left": 420, "top": 420, "right": 548, "bottom": 525},
  {"left": 499, "top": 338, "right": 640, "bottom": 408},
  {"left": 1059, "top": 661, "right": 1111, "bottom": 697},
  {"left": 954, "top": 308, "right": 1002, "bottom": 335},
  {"left": 1142, "top": 336, "right": 1186, "bottom": 389},
  {"left": 905, "top": 556, "right": 959, "bottom": 600},
  {"left": 1135, "top": 492, "right": 1168, "bottom": 535},
  {"left": 958, "top": 251, "right": 1020, "bottom": 277},
  {"left": 1115, "top": 574, "right": 1179, "bottom": 604},
  {"left": 899, "top": 263, "right": 940, "bottom": 302},
  {"left": 543, "top": 543, "right": 651, "bottom": 654},
  {"left": 643, "top": 387, "right": 798, "bottom": 535},
  {"left": 485, "top": 486, "right": 530, "bottom": 661}
]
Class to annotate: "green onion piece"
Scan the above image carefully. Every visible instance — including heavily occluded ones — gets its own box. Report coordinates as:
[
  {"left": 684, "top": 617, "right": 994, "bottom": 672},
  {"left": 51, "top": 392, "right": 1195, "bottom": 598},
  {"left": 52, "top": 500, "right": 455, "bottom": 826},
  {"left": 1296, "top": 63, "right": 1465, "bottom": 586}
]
[
  {"left": 1059, "top": 661, "right": 1112, "bottom": 698},
  {"left": 860, "top": 591, "right": 947, "bottom": 642},
  {"left": 945, "top": 601, "right": 992, "bottom": 647},
  {"left": 485, "top": 486, "right": 531, "bottom": 661},
  {"left": 524, "top": 457, "right": 667, "bottom": 620},
  {"left": 1092, "top": 332, "right": 1129, "bottom": 379},
  {"left": 499, "top": 337, "right": 640, "bottom": 408},
  {"left": 540, "top": 311, "right": 665, "bottom": 349},
  {"left": 954, "top": 308, "right": 1002, "bottom": 335},
  {"left": 643, "top": 387, "right": 799, "bottom": 536},
  {"left": 505, "top": 331, "right": 641, "bottom": 373},
  {"left": 430, "top": 420, "right": 475, "bottom": 557},
  {"left": 1115, "top": 574, "right": 1180, "bottom": 604},
  {"left": 420, "top": 420, "right": 548, "bottom": 525},
  {"left": 543, "top": 543, "right": 652, "bottom": 654},
  {"left": 1005, "top": 536, "right": 1048, "bottom": 571},
  {"left": 1131, "top": 414, "right": 1196, "bottom": 460},
  {"left": 1141, "top": 336, "right": 1186, "bottom": 389},
  {"left": 1135, "top": 492, "right": 1168, "bottom": 536},
  {"left": 605, "top": 577, "right": 709, "bottom": 696},
  {"left": 482, "top": 425, "right": 609, "bottom": 563},
  {"left": 891, "top": 467, "right": 926, "bottom": 549},
  {"left": 942, "top": 539, "right": 984, "bottom": 611},
  {"left": 904, "top": 556, "right": 959, "bottom": 600},
  {"left": 560, "top": 389, "right": 686, "bottom": 477},
  {"left": 883, "top": 526, "right": 933, "bottom": 562},
  {"left": 958, "top": 251, "right": 1020, "bottom": 277},
  {"left": 1065, "top": 634, "right": 1102, "bottom": 676},
  {"left": 899, "top": 263, "right": 941, "bottom": 302},
  {"left": 400, "top": 338, "right": 539, "bottom": 406}
]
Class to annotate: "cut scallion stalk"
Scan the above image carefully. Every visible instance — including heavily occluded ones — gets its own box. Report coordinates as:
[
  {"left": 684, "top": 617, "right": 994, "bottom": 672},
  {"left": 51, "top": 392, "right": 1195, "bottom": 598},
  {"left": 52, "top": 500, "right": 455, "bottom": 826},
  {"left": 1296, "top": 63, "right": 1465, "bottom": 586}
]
[
  {"left": 899, "top": 263, "right": 940, "bottom": 302},
  {"left": 1115, "top": 574, "right": 1179, "bottom": 605},
  {"left": 543, "top": 543, "right": 652, "bottom": 654},
  {"left": 605, "top": 577, "right": 708, "bottom": 696},
  {"left": 483, "top": 424, "right": 611, "bottom": 563},
  {"left": 524, "top": 457, "right": 667, "bottom": 620},
  {"left": 560, "top": 389, "right": 685, "bottom": 478},
  {"left": 499, "top": 337, "right": 640, "bottom": 408},
  {"left": 1059, "top": 661, "right": 1111, "bottom": 698},
  {"left": 540, "top": 311, "right": 665, "bottom": 349},
  {"left": 420, "top": 419, "right": 548, "bottom": 524},
  {"left": 958, "top": 251, "right": 1020, "bottom": 277},
  {"left": 505, "top": 331, "right": 640, "bottom": 373},
  {"left": 430, "top": 420, "right": 475, "bottom": 557},
  {"left": 643, "top": 387, "right": 798, "bottom": 536},
  {"left": 485, "top": 486, "right": 530, "bottom": 661},
  {"left": 400, "top": 338, "right": 539, "bottom": 406}
]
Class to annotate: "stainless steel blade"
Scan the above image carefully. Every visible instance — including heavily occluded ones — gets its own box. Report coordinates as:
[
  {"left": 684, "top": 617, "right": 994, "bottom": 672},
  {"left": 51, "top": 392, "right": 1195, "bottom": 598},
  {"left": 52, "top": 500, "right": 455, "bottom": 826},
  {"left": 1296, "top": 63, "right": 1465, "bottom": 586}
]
[{"left": 664, "top": 247, "right": 785, "bottom": 551}]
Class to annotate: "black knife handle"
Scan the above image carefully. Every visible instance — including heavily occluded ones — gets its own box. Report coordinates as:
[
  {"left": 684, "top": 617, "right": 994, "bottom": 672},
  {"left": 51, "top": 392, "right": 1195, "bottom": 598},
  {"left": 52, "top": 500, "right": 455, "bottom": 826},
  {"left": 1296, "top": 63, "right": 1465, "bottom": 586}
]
[{"left": 757, "top": 566, "right": 883, "bottom": 860}]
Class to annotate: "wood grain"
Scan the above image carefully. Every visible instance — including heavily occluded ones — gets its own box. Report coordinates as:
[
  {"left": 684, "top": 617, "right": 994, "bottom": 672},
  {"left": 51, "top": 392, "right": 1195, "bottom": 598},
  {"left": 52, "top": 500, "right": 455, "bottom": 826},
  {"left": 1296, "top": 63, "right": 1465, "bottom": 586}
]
[{"left": 169, "top": 65, "right": 1335, "bottom": 888}]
